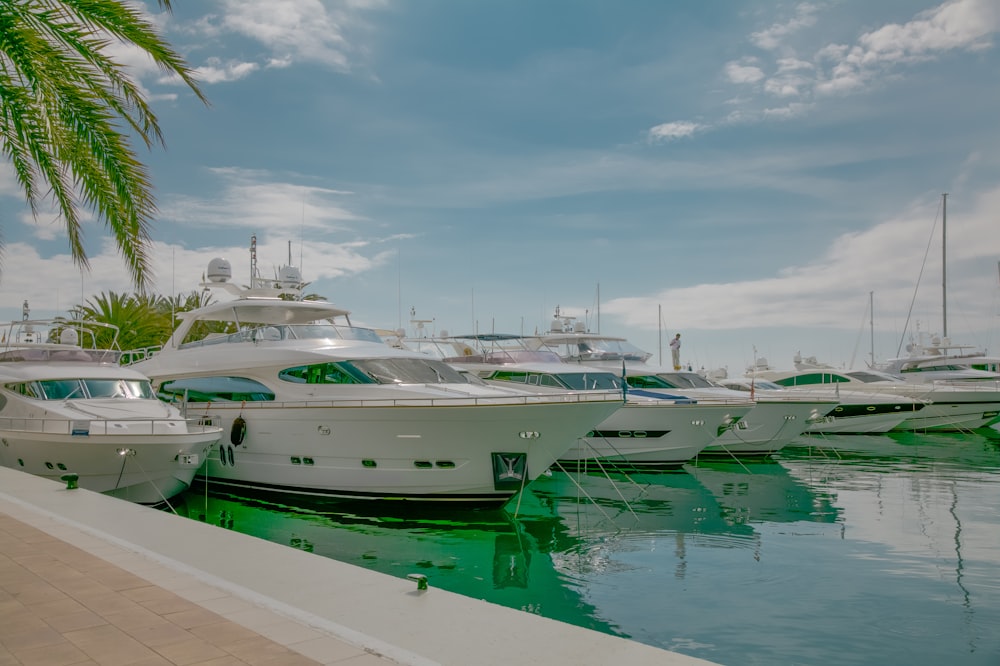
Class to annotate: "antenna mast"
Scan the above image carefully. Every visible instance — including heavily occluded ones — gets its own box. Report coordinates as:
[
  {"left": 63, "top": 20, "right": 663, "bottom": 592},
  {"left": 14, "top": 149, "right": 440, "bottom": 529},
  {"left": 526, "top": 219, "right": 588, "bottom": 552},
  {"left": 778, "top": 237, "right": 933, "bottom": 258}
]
[
  {"left": 942, "top": 193, "right": 948, "bottom": 339},
  {"left": 250, "top": 234, "right": 258, "bottom": 287}
]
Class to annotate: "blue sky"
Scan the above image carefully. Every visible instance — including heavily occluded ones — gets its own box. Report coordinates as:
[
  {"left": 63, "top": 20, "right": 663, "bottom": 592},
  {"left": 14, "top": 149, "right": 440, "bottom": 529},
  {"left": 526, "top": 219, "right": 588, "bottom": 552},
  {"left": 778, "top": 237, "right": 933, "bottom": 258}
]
[{"left": 2, "top": 0, "right": 1000, "bottom": 375}]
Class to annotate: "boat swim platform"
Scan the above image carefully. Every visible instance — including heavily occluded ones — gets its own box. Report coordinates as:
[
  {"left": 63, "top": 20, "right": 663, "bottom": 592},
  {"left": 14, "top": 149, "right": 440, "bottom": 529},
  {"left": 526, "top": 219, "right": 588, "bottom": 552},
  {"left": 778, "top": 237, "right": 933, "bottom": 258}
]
[{"left": 0, "top": 468, "right": 717, "bottom": 666}]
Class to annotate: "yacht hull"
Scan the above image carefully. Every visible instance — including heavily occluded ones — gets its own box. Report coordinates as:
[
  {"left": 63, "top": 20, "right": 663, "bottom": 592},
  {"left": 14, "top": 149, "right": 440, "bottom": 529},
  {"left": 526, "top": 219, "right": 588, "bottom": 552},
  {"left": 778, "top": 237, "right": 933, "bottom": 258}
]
[
  {"left": 894, "top": 401, "right": 1000, "bottom": 431},
  {"left": 0, "top": 427, "right": 219, "bottom": 504},
  {"left": 700, "top": 399, "right": 833, "bottom": 456},
  {"left": 190, "top": 397, "right": 621, "bottom": 503},
  {"left": 805, "top": 410, "right": 911, "bottom": 434},
  {"left": 559, "top": 402, "right": 751, "bottom": 467}
]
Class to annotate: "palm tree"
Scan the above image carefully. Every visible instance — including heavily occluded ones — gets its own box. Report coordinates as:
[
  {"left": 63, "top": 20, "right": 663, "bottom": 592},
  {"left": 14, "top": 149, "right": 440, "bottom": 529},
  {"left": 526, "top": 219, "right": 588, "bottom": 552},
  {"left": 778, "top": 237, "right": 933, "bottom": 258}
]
[
  {"left": 71, "top": 291, "right": 169, "bottom": 351},
  {"left": 0, "top": 0, "right": 208, "bottom": 289}
]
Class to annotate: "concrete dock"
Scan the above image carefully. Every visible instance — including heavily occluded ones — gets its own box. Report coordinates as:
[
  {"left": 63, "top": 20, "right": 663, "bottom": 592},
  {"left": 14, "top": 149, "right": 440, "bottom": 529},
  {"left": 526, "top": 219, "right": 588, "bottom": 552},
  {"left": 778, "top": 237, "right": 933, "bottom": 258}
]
[{"left": 0, "top": 467, "right": 719, "bottom": 665}]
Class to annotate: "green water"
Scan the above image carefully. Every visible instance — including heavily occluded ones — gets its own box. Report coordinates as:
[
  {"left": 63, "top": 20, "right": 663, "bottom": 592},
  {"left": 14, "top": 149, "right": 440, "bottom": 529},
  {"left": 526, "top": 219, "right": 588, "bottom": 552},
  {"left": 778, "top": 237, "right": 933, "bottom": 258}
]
[{"left": 167, "top": 431, "right": 1000, "bottom": 666}]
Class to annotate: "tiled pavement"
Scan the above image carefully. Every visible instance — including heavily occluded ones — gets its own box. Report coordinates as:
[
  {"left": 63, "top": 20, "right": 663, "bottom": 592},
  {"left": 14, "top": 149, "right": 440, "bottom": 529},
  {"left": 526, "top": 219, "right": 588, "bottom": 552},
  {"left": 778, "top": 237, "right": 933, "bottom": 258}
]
[{"left": 0, "top": 513, "right": 385, "bottom": 665}]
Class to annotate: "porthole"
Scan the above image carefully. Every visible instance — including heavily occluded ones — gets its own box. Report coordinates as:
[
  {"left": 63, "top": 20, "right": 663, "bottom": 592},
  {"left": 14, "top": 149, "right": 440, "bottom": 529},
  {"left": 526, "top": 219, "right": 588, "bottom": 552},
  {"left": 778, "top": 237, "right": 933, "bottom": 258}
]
[{"left": 414, "top": 460, "right": 433, "bottom": 469}]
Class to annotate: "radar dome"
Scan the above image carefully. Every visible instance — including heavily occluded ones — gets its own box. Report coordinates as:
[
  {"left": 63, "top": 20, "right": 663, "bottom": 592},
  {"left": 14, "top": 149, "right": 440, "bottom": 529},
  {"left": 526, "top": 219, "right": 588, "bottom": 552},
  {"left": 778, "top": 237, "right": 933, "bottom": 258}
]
[
  {"left": 59, "top": 328, "right": 79, "bottom": 345},
  {"left": 207, "top": 258, "right": 231, "bottom": 283},
  {"left": 277, "top": 265, "right": 302, "bottom": 288}
]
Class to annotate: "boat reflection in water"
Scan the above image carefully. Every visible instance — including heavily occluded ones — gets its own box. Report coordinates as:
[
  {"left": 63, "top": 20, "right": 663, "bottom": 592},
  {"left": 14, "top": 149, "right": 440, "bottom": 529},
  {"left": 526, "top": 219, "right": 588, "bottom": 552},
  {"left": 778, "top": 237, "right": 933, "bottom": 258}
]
[
  {"left": 168, "top": 458, "right": 839, "bottom": 624},
  {"left": 169, "top": 482, "right": 627, "bottom": 635},
  {"left": 167, "top": 432, "right": 1000, "bottom": 666},
  {"left": 684, "top": 456, "right": 842, "bottom": 527}
]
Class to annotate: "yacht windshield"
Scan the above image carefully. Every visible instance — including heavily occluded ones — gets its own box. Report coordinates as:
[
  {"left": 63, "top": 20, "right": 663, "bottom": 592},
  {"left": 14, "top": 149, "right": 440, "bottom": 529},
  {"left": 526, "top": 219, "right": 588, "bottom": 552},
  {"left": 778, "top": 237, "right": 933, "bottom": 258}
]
[
  {"left": 546, "top": 338, "right": 652, "bottom": 363},
  {"left": 348, "top": 358, "right": 469, "bottom": 384},
  {"left": 13, "top": 378, "right": 155, "bottom": 400},
  {"left": 655, "top": 372, "right": 716, "bottom": 389},
  {"left": 624, "top": 375, "right": 674, "bottom": 389},
  {"left": 554, "top": 372, "right": 622, "bottom": 390},
  {"left": 847, "top": 371, "right": 901, "bottom": 383}
]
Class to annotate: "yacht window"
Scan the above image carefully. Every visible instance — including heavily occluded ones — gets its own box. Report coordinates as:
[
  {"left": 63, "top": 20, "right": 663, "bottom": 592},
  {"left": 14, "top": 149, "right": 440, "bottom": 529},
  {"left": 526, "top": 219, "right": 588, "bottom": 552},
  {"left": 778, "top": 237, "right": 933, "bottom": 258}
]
[
  {"left": 774, "top": 373, "right": 849, "bottom": 387},
  {"left": 158, "top": 377, "right": 275, "bottom": 402},
  {"left": 280, "top": 323, "right": 383, "bottom": 343},
  {"left": 348, "top": 358, "right": 468, "bottom": 384},
  {"left": 487, "top": 370, "right": 529, "bottom": 384},
  {"left": 38, "top": 380, "right": 83, "bottom": 400},
  {"left": 847, "top": 371, "right": 899, "bottom": 383},
  {"left": 539, "top": 374, "right": 563, "bottom": 388},
  {"left": 625, "top": 375, "right": 674, "bottom": 389},
  {"left": 656, "top": 372, "right": 714, "bottom": 388},
  {"left": 557, "top": 372, "right": 622, "bottom": 390},
  {"left": 337, "top": 327, "right": 384, "bottom": 343},
  {"left": 123, "top": 380, "right": 156, "bottom": 399},
  {"left": 82, "top": 379, "right": 128, "bottom": 398},
  {"left": 5, "top": 382, "right": 42, "bottom": 398},
  {"left": 279, "top": 362, "right": 372, "bottom": 385}
]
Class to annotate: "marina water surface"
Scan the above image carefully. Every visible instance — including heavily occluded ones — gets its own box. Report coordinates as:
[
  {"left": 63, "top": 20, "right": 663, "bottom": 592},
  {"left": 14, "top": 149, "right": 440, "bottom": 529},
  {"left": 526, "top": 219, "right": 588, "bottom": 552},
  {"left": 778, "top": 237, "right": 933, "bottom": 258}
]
[{"left": 166, "top": 432, "right": 1000, "bottom": 666}]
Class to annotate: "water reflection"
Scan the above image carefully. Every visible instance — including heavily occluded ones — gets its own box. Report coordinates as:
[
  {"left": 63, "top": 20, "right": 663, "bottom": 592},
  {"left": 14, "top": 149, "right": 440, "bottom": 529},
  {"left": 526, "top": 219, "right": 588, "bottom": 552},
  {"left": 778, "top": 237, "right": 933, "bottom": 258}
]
[
  {"left": 168, "top": 485, "right": 624, "bottom": 634},
  {"left": 163, "top": 432, "right": 1000, "bottom": 666},
  {"left": 685, "top": 456, "right": 842, "bottom": 527}
]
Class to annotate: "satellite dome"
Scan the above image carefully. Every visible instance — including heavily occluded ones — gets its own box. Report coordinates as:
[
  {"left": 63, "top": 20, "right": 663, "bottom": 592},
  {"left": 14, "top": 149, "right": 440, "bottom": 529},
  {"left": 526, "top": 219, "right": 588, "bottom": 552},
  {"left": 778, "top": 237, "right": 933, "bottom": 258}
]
[
  {"left": 59, "top": 328, "right": 79, "bottom": 345},
  {"left": 277, "top": 265, "right": 302, "bottom": 288},
  {"left": 207, "top": 258, "right": 232, "bottom": 283}
]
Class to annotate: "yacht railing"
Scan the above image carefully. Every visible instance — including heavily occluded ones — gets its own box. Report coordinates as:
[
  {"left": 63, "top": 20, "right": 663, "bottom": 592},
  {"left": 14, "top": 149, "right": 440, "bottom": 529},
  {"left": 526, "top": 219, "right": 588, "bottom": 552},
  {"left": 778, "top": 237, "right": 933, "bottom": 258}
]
[
  {"left": 179, "top": 391, "right": 623, "bottom": 410},
  {"left": 0, "top": 417, "right": 220, "bottom": 436}
]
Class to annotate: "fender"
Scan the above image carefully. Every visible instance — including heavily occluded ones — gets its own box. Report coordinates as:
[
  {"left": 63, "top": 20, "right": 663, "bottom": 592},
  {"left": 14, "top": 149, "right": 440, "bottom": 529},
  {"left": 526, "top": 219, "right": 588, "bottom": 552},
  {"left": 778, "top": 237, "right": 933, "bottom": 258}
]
[{"left": 230, "top": 416, "right": 247, "bottom": 446}]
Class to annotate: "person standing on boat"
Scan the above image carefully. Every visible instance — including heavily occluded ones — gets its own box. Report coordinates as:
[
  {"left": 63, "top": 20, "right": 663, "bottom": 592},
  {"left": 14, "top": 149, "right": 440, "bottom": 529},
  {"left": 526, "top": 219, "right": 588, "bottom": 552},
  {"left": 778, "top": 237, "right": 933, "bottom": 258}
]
[{"left": 670, "top": 333, "right": 682, "bottom": 370}]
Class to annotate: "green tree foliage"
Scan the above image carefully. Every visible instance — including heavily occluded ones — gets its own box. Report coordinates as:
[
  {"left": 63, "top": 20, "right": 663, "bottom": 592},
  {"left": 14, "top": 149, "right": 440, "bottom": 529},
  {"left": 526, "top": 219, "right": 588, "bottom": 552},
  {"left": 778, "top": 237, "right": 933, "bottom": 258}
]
[
  {"left": 71, "top": 290, "right": 169, "bottom": 350},
  {"left": 71, "top": 288, "right": 220, "bottom": 352},
  {"left": 0, "top": 0, "right": 207, "bottom": 288}
]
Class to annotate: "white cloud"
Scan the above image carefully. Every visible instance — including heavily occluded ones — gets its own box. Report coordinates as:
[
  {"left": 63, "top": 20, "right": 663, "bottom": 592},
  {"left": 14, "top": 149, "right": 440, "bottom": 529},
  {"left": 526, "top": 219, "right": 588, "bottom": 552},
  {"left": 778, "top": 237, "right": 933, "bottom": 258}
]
[
  {"left": 814, "top": 0, "right": 1000, "bottom": 95},
  {"left": 750, "top": 2, "right": 820, "bottom": 51},
  {"left": 201, "top": 0, "right": 384, "bottom": 73},
  {"left": 724, "top": 59, "right": 766, "bottom": 84},
  {"left": 647, "top": 121, "right": 704, "bottom": 142},
  {"left": 158, "top": 167, "right": 363, "bottom": 235},
  {"left": 0, "top": 235, "right": 386, "bottom": 317},
  {"left": 598, "top": 184, "right": 1000, "bottom": 369},
  {"left": 725, "top": 0, "right": 1000, "bottom": 113},
  {"left": 190, "top": 57, "right": 260, "bottom": 84}
]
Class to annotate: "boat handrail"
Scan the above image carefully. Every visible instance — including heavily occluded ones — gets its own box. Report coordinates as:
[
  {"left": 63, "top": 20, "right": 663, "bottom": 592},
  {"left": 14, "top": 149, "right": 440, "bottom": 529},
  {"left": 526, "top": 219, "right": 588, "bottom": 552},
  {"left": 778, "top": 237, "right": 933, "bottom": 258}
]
[
  {"left": 173, "top": 391, "right": 624, "bottom": 410},
  {"left": 119, "top": 346, "right": 161, "bottom": 365}
]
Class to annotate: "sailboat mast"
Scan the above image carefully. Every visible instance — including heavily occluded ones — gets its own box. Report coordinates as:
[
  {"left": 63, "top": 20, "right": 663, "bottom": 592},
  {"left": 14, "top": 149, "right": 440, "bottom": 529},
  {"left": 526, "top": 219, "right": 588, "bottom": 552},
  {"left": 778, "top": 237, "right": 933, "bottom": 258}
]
[
  {"left": 869, "top": 291, "right": 875, "bottom": 367},
  {"left": 942, "top": 192, "right": 948, "bottom": 339}
]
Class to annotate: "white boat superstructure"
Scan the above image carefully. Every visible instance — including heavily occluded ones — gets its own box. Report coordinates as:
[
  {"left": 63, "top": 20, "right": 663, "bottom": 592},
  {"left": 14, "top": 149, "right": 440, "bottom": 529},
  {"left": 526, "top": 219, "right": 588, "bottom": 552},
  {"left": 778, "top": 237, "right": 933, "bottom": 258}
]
[
  {"left": 525, "top": 317, "right": 827, "bottom": 456},
  {"left": 790, "top": 354, "right": 1000, "bottom": 431},
  {"left": 395, "top": 333, "right": 747, "bottom": 467},
  {"left": 874, "top": 332, "right": 1000, "bottom": 385},
  {"left": 0, "top": 316, "right": 222, "bottom": 504},
  {"left": 744, "top": 366, "right": 928, "bottom": 434},
  {"left": 127, "top": 255, "right": 621, "bottom": 503},
  {"left": 615, "top": 367, "right": 836, "bottom": 456}
]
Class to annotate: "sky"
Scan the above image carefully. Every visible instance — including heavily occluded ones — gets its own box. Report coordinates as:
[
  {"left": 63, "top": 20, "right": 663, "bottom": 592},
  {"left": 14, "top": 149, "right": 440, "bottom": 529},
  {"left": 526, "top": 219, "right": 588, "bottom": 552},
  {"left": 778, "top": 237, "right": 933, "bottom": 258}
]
[{"left": 2, "top": 0, "right": 1000, "bottom": 376}]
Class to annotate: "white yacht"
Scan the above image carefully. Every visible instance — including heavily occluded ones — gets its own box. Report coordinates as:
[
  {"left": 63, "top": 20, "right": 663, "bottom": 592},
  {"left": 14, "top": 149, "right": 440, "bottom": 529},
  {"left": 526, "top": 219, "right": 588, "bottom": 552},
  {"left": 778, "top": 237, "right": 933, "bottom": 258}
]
[
  {"left": 126, "top": 257, "right": 621, "bottom": 504},
  {"left": 781, "top": 355, "right": 1000, "bottom": 431},
  {"left": 741, "top": 364, "right": 929, "bottom": 434},
  {"left": 399, "top": 333, "right": 751, "bottom": 467},
  {"left": 0, "top": 315, "right": 222, "bottom": 504},
  {"left": 527, "top": 314, "right": 830, "bottom": 456},
  {"left": 874, "top": 332, "right": 1000, "bottom": 384}
]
